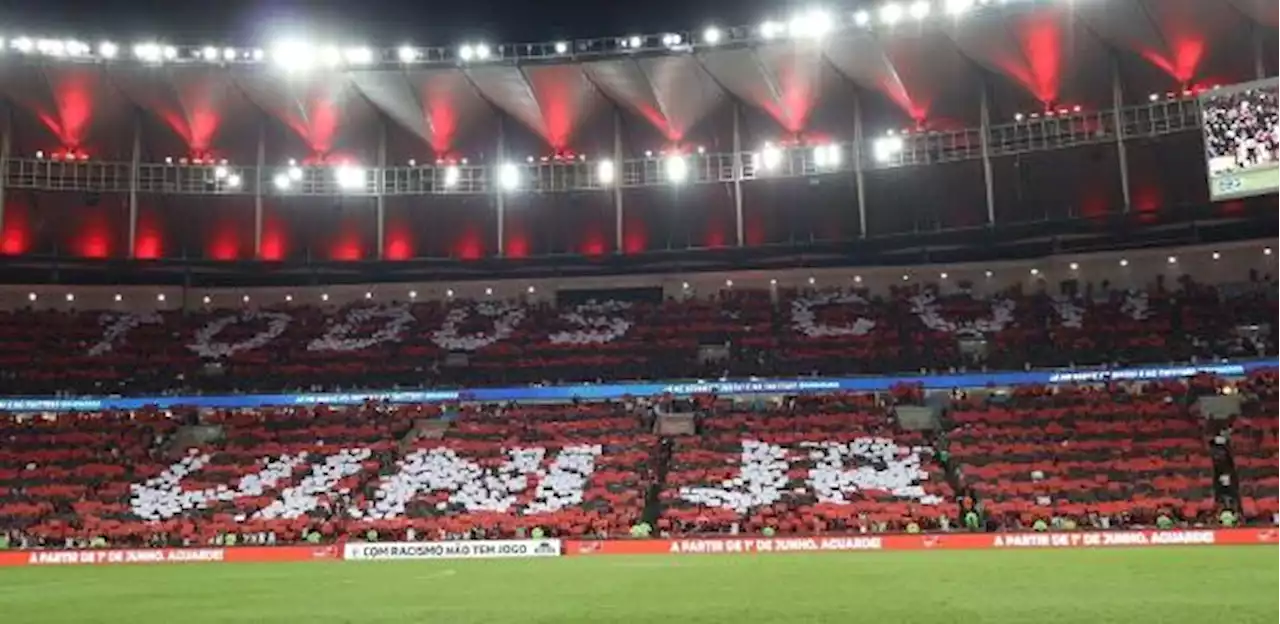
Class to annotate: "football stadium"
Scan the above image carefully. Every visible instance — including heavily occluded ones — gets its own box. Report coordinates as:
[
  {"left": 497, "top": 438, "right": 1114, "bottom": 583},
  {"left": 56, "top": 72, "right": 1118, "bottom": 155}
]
[{"left": 0, "top": 0, "right": 1277, "bottom": 621}]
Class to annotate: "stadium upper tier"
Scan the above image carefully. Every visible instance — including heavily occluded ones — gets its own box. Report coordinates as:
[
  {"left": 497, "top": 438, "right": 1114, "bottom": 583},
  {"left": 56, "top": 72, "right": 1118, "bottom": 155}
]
[
  {"left": 0, "top": 261, "right": 1272, "bottom": 396},
  {"left": 0, "top": 0, "right": 1275, "bottom": 270}
]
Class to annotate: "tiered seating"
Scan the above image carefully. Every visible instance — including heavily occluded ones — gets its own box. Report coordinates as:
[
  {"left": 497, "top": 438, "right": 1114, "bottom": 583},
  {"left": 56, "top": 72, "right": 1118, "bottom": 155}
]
[
  {"left": 0, "top": 401, "right": 655, "bottom": 546},
  {"left": 345, "top": 403, "right": 654, "bottom": 540},
  {"left": 0, "top": 280, "right": 1272, "bottom": 396},
  {"left": 949, "top": 384, "right": 1218, "bottom": 527},
  {"left": 657, "top": 393, "right": 953, "bottom": 535},
  {"left": 1233, "top": 371, "right": 1279, "bottom": 523},
  {"left": 0, "top": 411, "right": 179, "bottom": 544}
]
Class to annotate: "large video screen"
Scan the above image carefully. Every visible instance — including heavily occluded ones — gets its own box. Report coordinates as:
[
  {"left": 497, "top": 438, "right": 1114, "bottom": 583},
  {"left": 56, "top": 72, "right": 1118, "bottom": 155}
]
[{"left": 1201, "top": 79, "right": 1279, "bottom": 201}]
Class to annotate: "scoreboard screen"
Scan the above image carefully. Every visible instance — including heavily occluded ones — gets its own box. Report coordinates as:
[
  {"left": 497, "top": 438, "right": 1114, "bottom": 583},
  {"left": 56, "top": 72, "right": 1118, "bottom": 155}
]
[{"left": 1201, "top": 79, "right": 1279, "bottom": 201}]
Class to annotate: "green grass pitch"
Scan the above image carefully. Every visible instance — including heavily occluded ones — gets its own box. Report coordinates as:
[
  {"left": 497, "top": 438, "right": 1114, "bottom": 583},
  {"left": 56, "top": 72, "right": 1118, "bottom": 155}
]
[{"left": 0, "top": 547, "right": 1275, "bottom": 623}]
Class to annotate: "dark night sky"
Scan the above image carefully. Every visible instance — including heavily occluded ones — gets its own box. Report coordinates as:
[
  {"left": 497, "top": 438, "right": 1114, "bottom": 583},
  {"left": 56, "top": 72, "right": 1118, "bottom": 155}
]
[{"left": 0, "top": 0, "right": 819, "bottom": 45}]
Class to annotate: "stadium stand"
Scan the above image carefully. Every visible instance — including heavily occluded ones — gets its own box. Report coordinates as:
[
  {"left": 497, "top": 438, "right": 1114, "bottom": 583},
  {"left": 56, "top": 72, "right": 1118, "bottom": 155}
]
[{"left": 0, "top": 278, "right": 1272, "bottom": 397}]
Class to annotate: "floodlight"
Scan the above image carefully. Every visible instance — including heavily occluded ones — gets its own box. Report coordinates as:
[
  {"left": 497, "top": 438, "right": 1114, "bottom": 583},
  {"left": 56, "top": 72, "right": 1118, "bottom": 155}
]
[
  {"left": 37, "top": 39, "right": 66, "bottom": 57},
  {"left": 665, "top": 155, "right": 689, "bottom": 183},
  {"left": 225, "top": 173, "right": 242, "bottom": 188},
  {"left": 202, "top": 46, "right": 219, "bottom": 61},
  {"left": 163, "top": 46, "right": 178, "bottom": 60},
  {"left": 223, "top": 47, "right": 237, "bottom": 61},
  {"left": 759, "top": 20, "right": 784, "bottom": 39},
  {"left": 273, "top": 173, "right": 291, "bottom": 190},
  {"left": 788, "top": 9, "right": 833, "bottom": 39},
  {"left": 13, "top": 37, "right": 34, "bottom": 54},
  {"left": 214, "top": 165, "right": 229, "bottom": 180},
  {"left": 443, "top": 165, "right": 461, "bottom": 188},
  {"left": 336, "top": 166, "right": 365, "bottom": 190},
  {"left": 321, "top": 46, "right": 343, "bottom": 67},
  {"left": 272, "top": 40, "right": 314, "bottom": 72},
  {"left": 474, "top": 43, "right": 491, "bottom": 60},
  {"left": 909, "top": 1, "right": 931, "bottom": 20},
  {"left": 98, "top": 41, "right": 118, "bottom": 58},
  {"left": 873, "top": 136, "right": 905, "bottom": 163},
  {"left": 945, "top": 0, "right": 975, "bottom": 15},
  {"left": 703, "top": 27, "right": 723, "bottom": 44},
  {"left": 498, "top": 163, "right": 520, "bottom": 191},
  {"left": 662, "top": 33, "right": 683, "bottom": 47},
  {"left": 288, "top": 166, "right": 303, "bottom": 181},
  {"left": 398, "top": 45, "right": 419, "bottom": 62},
  {"left": 813, "top": 144, "right": 841, "bottom": 168},
  {"left": 757, "top": 143, "right": 782, "bottom": 171},
  {"left": 554, "top": 41, "right": 569, "bottom": 54},
  {"left": 345, "top": 46, "right": 374, "bottom": 65},
  {"left": 458, "top": 44, "right": 475, "bottom": 61},
  {"left": 853, "top": 11, "right": 871, "bottom": 26},
  {"left": 881, "top": 3, "right": 904, "bottom": 25},
  {"left": 134, "top": 42, "right": 162, "bottom": 62},
  {"left": 65, "top": 40, "right": 90, "bottom": 57},
  {"left": 596, "top": 159, "right": 615, "bottom": 185},
  {"left": 627, "top": 35, "right": 643, "bottom": 48}
]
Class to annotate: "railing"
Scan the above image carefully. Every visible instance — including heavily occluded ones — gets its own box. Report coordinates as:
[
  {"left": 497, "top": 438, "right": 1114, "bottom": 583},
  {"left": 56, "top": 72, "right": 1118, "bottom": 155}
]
[{"left": 0, "top": 95, "right": 1206, "bottom": 195}]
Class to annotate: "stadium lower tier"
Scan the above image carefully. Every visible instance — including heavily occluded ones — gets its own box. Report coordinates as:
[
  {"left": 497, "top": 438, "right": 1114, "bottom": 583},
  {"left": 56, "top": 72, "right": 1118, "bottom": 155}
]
[
  {"left": 0, "top": 371, "right": 1274, "bottom": 549},
  {"left": 0, "top": 279, "right": 1273, "bottom": 396}
]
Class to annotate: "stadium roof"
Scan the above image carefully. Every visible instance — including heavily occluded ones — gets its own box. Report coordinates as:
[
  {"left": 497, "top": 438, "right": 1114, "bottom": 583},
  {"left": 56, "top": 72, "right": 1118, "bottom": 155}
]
[{"left": 0, "top": 0, "right": 1274, "bottom": 157}]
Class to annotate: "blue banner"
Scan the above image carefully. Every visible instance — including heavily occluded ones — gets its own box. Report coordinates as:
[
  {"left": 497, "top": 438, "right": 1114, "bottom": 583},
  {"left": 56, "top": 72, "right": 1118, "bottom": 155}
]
[{"left": 0, "top": 359, "right": 1273, "bottom": 413}]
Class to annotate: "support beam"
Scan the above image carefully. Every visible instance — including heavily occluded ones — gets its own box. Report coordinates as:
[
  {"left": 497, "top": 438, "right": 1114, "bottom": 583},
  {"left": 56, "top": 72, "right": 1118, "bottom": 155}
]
[
  {"left": 732, "top": 102, "right": 744, "bottom": 247},
  {"left": 127, "top": 113, "right": 141, "bottom": 258},
  {"left": 1111, "top": 55, "right": 1132, "bottom": 213},
  {"left": 254, "top": 122, "right": 266, "bottom": 259},
  {"left": 0, "top": 105, "right": 9, "bottom": 239},
  {"left": 376, "top": 119, "right": 387, "bottom": 259},
  {"left": 978, "top": 83, "right": 996, "bottom": 225},
  {"left": 613, "top": 109, "right": 624, "bottom": 253},
  {"left": 495, "top": 118, "right": 506, "bottom": 258},
  {"left": 852, "top": 91, "right": 868, "bottom": 238},
  {"left": 1253, "top": 24, "right": 1267, "bottom": 81}
]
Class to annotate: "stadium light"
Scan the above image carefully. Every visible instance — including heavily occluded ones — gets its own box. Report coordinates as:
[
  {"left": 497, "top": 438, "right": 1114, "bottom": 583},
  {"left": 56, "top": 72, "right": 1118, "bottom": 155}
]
[
  {"left": 873, "top": 136, "right": 905, "bottom": 163},
  {"left": 12, "top": 37, "right": 35, "bottom": 54},
  {"left": 65, "top": 40, "right": 90, "bottom": 57},
  {"left": 223, "top": 47, "right": 237, "bottom": 61},
  {"left": 909, "top": 1, "right": 931, "bottom": 20},
  {"left": 273, "top": 173, "right": 292, "bottom": 191},
  {"left": 133, "top": 42, "right": 162, "bottom": 62},
  {"left": 756, "top": 142, "right": 782, "bottom": 171},
  {"left": 201, "top": 46, "right": 219, "bottom": 61},
  {"left": 321, "top": 45, "right": 343, "bottom": 68},
  {"left": 498, "top": 163, "right": 520, "bottom": 191},
  {"left": 214, "top": 165, "right": 229, "bottom": 180},
  {"left": 288, "top": 166, "right": 303, "bottom": 181},
  {"left": 703, "top": 27, "right": 722, "bottom": 45},
  {"left": 853, "top": 11, "right": 871, "bottom": 26},
  {"left": 397, "top": 45, "right": 419, "bottom": 63},
  {"left": 880, "top": 3, "right": 904, "bottom": 25},
  {"left": 627, "top": 35, "right": 643, "bottom": 48},
  {"left": 596, "top": 159, "right": 615, "bottom": 185},
  {"left": 945, "top": 0, "right": 975, "bottom": 15},
  {"left": 788, "top": 9, "right": 833, "bottom": 39},
  {"left": 759, "top": 20, "right": 784, "bottom": 40},
  {"left": 554, "top": 41, "right": 569, "bottom": 54},
  {"left": 443, "top": 165, "right": 461, "bottom": 188},
  {"left": 335, "top": 165, "right": 366, "bottom": 190},
  {"left": 37, "top": 39, "right": 66, "bottom": 57},
  {"left": 98, "top": 41, "right": 119, "bottom": 58},
  {"left": 474, "top": 43, "right": 491, "bottom": 60},
  {"left": 813, "top": 143, "right": 841, "bottom": 169},
  {"left": 345, "top": 46, "right": 374, "bottom": 65},
  {"left": 225, "top": 173, "right": 242, "bottom": 189},
  {"left": 661, "top": 33, "right": 683, "bottom": 48},
  {"left": 665, "top": 155, "right": 689, "bottom": 183},
  {"left": 163, "top": 45, "right": 178, "bottom": 60},
  {"left": 459, "top": 44, "right": 474, "bottom": 61},
  {"left": 272, "top": 40, "right": 314, "bottom": 72}
]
